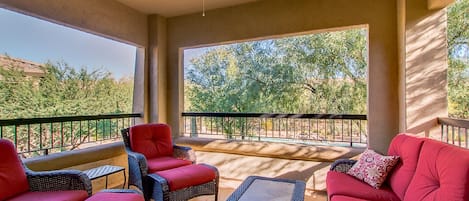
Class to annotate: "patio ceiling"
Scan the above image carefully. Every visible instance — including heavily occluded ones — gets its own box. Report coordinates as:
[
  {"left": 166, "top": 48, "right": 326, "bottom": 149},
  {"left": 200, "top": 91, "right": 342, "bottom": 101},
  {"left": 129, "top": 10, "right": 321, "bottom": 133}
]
[{"left": 115, "top": 0, "right": 259, "bottom": 17}]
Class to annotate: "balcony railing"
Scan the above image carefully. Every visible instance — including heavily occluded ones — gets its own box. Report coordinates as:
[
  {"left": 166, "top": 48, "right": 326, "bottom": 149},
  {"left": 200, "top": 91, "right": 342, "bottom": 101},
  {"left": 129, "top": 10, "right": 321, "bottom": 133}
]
[
  {"left": 0, "top": 113, "right": 141, "bottom": 157},
  {"left": 439, "top": 117, "right": 469, "bottom": 148},
  {"left": 406, "top": 117, "right": 469, "bottom": 149},
  {"left": 181, "top": 112, "right": 368, "bottom": 147}
]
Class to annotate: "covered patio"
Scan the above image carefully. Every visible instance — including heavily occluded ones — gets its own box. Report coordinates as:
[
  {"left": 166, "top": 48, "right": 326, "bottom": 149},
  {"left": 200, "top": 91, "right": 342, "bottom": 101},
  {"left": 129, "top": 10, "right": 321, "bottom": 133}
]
[{"left": 0, "top": 0, "right": 464, "bottom": 200}]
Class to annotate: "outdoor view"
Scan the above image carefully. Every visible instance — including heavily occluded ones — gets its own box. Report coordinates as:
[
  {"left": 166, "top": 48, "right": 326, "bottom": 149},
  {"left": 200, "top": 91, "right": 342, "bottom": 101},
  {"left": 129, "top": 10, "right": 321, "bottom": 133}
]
[
  {"left": 0, "top": 8, "right": 136, "bottom": 156},
  {"left": 447, "top": 0, "right": 469, "bottom": 119},
  {"left": 183, "top": 28, "right": 369, "bottom": 144},
  {"left": 184, "top": 28, "right": 367, "bottom": 114}
]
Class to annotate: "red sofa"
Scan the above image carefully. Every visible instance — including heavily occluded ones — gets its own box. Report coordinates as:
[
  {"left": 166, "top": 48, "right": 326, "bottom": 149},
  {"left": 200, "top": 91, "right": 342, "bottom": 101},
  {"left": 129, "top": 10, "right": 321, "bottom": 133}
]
[{"left": 326, "top": 133, "right": 469, "bottom": 201}]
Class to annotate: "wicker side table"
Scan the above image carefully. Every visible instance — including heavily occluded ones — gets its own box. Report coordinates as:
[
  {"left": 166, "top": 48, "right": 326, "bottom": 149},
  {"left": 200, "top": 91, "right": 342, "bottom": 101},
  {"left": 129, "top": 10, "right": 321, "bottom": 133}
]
[
  {"left": 84, "top": 165, "right": 126, "bottom": 189},
  {"left": 226, "top": 176, "right": 306, "bottom": 201}
]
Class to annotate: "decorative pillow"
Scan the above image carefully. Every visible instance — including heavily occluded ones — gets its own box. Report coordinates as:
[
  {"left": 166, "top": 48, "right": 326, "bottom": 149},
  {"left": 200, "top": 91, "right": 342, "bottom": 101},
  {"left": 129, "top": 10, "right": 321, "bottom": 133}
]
[{"left": 347, "top": 149, "right": 399, "bottom": 189}]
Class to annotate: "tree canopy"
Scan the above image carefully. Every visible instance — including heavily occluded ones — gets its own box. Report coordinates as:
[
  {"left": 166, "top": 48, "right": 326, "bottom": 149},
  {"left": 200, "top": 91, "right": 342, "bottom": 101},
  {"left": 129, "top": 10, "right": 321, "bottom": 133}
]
[
  {"left": 447, "top": 0, "right": 469, "bottom": 119},
  {"left": 0, "top": 60, "right": 133, "bottom": 119},
  {"left": 185, "top": 29, "right": 367, "bottom": 115}
]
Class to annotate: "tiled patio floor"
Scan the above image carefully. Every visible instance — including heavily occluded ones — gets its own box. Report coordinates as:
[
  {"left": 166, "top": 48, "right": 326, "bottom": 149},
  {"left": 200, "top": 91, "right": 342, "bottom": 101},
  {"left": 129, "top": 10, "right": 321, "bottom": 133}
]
[{"left": 190, "top": 151, "right": 330, "bottom": 201}]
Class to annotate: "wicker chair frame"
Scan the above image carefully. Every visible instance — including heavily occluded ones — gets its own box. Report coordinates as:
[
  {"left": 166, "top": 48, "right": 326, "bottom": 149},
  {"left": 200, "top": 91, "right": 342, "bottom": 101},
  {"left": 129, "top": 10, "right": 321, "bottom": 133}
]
[
  {"left": 24, "top": 165, "right": 93, "bottom": 196},
  {"left": 329, "top": 159, "right": 358, "bottom": 173}
]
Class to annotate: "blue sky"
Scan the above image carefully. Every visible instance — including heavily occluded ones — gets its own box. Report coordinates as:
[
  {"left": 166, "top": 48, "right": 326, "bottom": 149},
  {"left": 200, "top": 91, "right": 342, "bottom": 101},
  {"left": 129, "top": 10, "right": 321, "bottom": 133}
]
[{"left": 0, "top": 8, "right": 136, "bottom": 79}]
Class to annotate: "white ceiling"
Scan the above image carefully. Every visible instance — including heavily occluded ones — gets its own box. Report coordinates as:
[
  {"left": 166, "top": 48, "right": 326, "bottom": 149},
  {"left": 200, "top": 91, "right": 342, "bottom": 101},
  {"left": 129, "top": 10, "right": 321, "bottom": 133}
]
[{"left": 115, "top": 0, "right": 259, "bottom": 17}]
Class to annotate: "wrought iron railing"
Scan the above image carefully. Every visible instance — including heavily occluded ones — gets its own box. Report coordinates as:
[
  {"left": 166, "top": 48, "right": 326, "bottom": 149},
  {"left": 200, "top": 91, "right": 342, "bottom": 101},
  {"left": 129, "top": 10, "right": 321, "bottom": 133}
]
[
  {"left": 0, "top": 113, "right": 141, "bottom": 157},
  {"left": 181, "top": 112, "right": 367, "bottom": 147}
]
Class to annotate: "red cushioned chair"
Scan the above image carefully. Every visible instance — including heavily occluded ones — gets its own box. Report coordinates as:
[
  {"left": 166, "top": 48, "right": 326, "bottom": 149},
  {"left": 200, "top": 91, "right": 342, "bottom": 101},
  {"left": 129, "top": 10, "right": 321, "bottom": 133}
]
[
  {"left": 0, "top": 139, "right": 90, "bottom": 201},
  {"left": 0, "top": 139, "right": 145, "bottom": 201},
  {"left": 121, "top": 124, "right": 197, "bottom": 197}
]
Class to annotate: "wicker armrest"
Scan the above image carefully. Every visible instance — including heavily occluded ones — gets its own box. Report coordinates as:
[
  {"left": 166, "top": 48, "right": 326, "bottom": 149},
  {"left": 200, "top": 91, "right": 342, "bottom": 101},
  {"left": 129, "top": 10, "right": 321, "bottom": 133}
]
[
  {"left": 26, "top": 169, "right": 92, "bottom": 196},
  {"left": 173, "top": 145, "right": 196, "bottom": 163},
  {"left": 330, "top": 159, "right": 357, "bottom": 173},
  {"left": 126, "top": 148, "right": 148, "bottom": 190}
]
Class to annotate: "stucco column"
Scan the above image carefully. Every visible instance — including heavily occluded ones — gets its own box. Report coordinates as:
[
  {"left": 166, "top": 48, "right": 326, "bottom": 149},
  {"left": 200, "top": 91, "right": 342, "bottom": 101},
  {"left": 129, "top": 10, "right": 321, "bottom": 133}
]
[
  {"left": 148, "top": 15, "right": 168, "bottom": 123},
  {"left": 403, "top": 0, "right": 448, "bottom": 132}
]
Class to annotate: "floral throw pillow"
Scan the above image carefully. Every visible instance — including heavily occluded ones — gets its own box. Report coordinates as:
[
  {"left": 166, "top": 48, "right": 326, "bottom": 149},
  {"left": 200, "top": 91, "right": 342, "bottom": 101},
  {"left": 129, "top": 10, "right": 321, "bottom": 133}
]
[{"left": 347, "top": 149, "right": 400, "bottom": 189}]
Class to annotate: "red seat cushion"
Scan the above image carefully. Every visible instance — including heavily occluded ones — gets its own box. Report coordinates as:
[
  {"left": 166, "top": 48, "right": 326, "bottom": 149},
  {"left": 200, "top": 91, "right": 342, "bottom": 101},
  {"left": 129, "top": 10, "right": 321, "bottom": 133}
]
[
  {"left": 386, "top": 133, "right": 425, "bottom": 200},
  {"left": 147, "top": 156, "right": 192, "bottom": 173},
  {"left": 7, "top": 190, "right": 88, "bottom": 201},
  {"left": 156, "top": 164, "right": 216, "bottom": 191},
  {"left": 85, "top": 192, "right": 144, "bottom": 201},
  {"left": 326, "top": 171, "right": 400, "bottom": 201},
  {"left": 0, "top": 139, "right": 29, "bottom": 200},
  {"left": 331, "top": 195, "right": 372, "bottom": 201},
  {"left": 130, "top": 123, "right": 174, "bottom": 159},
  {"left": 404, "top": 139, "right": 469, "bottom": 201}
]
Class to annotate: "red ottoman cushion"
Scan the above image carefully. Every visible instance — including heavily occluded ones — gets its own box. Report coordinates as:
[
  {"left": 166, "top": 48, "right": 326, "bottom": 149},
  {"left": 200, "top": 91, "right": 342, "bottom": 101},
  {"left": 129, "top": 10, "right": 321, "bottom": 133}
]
[
  {"left": 326, "top": 171, "right": 400, "bottom": 201},
  {"left": 156, "top": 164, "right": 216, "bottom": 191},
  {"left": 85, "top": 192, "right": 144, "bottom": 201},
  {"left": 147, "top": 157, "right": 192, "bottom": 173},
  {"left": 7, "top": 190, "right": 88, "bottom": 201}
]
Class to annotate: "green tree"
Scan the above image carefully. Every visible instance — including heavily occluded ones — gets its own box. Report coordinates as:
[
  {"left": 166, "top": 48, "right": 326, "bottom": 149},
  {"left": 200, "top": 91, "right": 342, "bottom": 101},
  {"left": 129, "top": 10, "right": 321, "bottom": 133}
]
[
  {"left": 447, "top": 0, "right": 469, "bottom": 119},
  {"left": 184, "top": 29, "right": 368, "bottom": 138},
  {"left": 185, "top": 29, "right": 367, "bottom": 115}
]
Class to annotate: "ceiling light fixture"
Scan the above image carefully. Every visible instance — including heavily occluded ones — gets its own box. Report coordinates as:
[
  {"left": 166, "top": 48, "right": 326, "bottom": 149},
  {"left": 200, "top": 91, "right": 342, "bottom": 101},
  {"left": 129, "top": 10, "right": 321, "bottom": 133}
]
[{"left": 202, "top": 0, "right": 205, "bottom": 16}]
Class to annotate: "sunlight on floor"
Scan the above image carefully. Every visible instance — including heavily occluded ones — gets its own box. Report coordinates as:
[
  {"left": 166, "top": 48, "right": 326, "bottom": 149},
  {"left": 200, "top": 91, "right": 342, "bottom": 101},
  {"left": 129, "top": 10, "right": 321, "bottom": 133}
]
[{"left": 189, "top": 151, "right": 329, "bottom": 201}]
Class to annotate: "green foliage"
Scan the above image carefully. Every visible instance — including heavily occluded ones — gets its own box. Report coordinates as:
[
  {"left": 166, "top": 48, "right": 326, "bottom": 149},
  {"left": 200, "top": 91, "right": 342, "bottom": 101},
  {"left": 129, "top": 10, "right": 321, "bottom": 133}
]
[
  {"left": 185, "top": 29, "right": 367, "bottom": 115},
  {"left": 0, "top": 61, "right": 133, "bottom": 119},
  {"left": 184, "top": 29, "right": 368, "bottom": 138},
  {"left": 448, "top": 0, "right": 469, "bottom": 119}
]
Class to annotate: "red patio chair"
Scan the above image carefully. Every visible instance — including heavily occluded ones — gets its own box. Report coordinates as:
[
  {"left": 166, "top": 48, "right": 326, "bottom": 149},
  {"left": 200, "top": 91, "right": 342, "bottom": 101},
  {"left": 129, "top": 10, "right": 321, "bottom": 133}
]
[
  {"left": 121, "top": 123, "right": 218, "bottom": 201},
  {"left": 121, "top": 124, "right": 195, "bottom": 190},
  {"left": 0, "top": 139, "right": 145, "bottom": 201},
  {"left": 0, "top": 139, "right": 90, "bottom": 201}
]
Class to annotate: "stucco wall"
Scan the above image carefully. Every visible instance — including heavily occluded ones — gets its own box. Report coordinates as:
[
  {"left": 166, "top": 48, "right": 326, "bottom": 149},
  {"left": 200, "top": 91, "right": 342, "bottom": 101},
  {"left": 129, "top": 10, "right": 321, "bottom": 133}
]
[
  {"left": 167, "top": 0, "right": 399, "bottom": 153},
  {"left": 405, "top": 0, "right": 448, "bottom": 131},
  {"left": 148, "top": 15, "right": 168, "bottom": 123}
]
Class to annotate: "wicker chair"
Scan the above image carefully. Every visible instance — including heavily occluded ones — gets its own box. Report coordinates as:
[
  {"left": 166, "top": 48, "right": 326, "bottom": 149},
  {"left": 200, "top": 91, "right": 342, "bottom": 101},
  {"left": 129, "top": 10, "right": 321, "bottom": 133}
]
[
  {"left": 121, "top": 123, "right": 218, "bottom": 201},
  {"left": 120, "top": 124, "right": 195, "bottom": 192},
  {"left": 1, "top": 139, "right": 146, "bottom": 201},
  {"left": 0, "top": 139, "right": 91, "bottom": 201}
]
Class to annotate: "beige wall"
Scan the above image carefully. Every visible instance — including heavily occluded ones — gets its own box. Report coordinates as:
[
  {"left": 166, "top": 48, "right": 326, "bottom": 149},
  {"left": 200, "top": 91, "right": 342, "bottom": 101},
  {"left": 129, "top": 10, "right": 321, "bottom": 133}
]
[
  {"left": 167, "top": 0, "right": 399, "bottom": 153},
  {"left": 404, "top": 0, "right": 448, "bottom": 131}
]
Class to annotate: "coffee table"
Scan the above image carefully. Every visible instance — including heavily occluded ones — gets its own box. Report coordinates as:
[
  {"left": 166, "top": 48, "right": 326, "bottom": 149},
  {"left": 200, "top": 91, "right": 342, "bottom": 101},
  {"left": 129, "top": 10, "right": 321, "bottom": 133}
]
[{"left": 226, "top": 176, "right": 306, "bottom": 201}]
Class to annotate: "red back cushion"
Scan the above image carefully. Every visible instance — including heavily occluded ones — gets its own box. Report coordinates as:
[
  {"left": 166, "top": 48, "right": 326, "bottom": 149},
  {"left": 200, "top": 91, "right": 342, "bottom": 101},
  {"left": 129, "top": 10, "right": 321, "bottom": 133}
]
[
  {"left": 404, "top": 139, "right": 469, "bottom": 201},
  {"left": 387, "top": 133, "right": 425, "bottom": 200},
  {"left": 0, "top": 139, "right": 29, "bottom": 200},
  {"left": 129, "top": 123, "right": 174, "bottom": 159}
]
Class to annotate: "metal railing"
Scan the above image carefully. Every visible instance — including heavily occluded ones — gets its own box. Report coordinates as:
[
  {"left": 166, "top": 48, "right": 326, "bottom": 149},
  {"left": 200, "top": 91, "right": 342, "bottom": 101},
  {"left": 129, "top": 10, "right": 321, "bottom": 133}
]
[
  {"left": 181, "top": 112, "right": 367, "bottom": 147},
  {"left": 0, "top": 113, "right": 141, "bottom": 157},
  {"left": 439, "top": 117, "right": 469, "bottom": 148}
]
